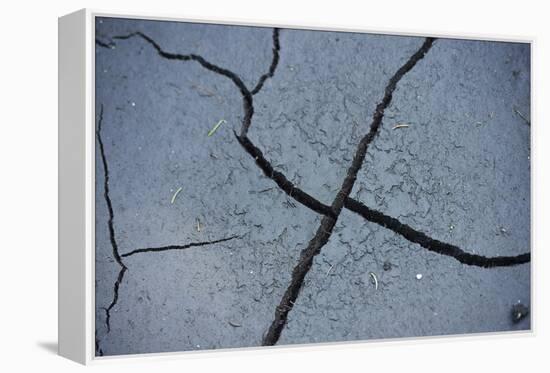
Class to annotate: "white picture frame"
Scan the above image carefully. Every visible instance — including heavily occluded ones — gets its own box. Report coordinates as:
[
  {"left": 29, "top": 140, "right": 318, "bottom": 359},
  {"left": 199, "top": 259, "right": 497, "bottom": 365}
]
[{"left": 58, "top": 8, "right": 533, "bottom": 365}]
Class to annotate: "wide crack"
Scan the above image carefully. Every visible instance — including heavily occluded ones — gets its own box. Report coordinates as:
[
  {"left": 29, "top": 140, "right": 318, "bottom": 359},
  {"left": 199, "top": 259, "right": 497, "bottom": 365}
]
[
  {"left": 96, "top": 27, "right": 531, "bottom": 354},
  {"left": 262, "top": 37, "right": 437, "bottom": 345},
  {"left": 344, "top": 199, "right": 530, "bottom": 267},
  {"left": 234, "top": 133, "right": 336, "bottom": 217}
]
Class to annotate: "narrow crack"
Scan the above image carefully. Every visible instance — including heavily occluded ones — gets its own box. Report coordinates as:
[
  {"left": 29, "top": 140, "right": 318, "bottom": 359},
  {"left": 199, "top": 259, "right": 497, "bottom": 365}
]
[
  {"left": 96, "top": 105, "right": 128, "bottom": 339},
  {"left": 96, "top": 38, "right": 114, "bottom": 49},
  {"left": 96, "top": 103, "right": 242, "bottom": 350},
  {"left": 97, "top": 106, "right": 127, "bottom": 270},
  {"left": 262, "top": 37, "right": 437, "bottom": 346},
  {"left": 121, "top": 235, "right": 240, "bottom": 258},
  {"left": 103, "top": 266, "right": 127, "bottom": 333},
  {"left": 251, "top": 28, "right": 281, "bottom": 95},
  {"left": 95, "top": 330, "right": 104, "bottom": 356},
  {"left": 112, "top": 32, "right": 255, "bottom": 139},
  {"left": 344, "top": 198, "right": 530, "bottom": 267}
]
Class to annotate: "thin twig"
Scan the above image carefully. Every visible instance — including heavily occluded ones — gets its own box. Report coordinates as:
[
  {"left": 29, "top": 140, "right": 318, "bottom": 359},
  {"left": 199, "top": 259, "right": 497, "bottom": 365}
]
[
  {"left": 171, "top": 187, "right": 183, "bottom": 204},
  {"left": 514, "top": 107, "right": 530, "bottom": 126},
  {"left": 208, "top": 119, "right": 226, "bottom": 137},
  {"left": 369, "top": 272, "right": 379, "bottom": 290}
]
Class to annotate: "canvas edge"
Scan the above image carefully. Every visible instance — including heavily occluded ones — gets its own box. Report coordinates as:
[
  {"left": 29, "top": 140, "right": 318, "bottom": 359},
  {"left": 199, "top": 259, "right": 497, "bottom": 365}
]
[
  {"left": 90, "top": 7, "right": 534, "bottom": 44},
  {"left": 58, "top": 8, "right": 92, "bottom": 365}
]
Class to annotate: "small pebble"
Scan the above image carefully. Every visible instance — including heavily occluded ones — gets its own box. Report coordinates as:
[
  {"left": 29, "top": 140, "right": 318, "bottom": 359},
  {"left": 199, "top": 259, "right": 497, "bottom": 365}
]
[
  {"left": 416, "top": 274, "right": 423, "bottom": 280},
  {"left": 383, "top": 261, "right": 392, "bottom": 271}
]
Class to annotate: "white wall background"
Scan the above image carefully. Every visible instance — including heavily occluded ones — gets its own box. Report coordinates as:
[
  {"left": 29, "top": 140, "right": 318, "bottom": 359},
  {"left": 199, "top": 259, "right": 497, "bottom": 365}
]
[{"left": 0, "top": 0, "right": 548, "bottom": 371}]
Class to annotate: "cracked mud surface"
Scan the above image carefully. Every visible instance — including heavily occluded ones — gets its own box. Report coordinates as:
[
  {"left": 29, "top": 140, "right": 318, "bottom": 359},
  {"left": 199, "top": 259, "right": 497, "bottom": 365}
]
[{"left": 95, "top": 17, "right": 530, "bottom": 356}]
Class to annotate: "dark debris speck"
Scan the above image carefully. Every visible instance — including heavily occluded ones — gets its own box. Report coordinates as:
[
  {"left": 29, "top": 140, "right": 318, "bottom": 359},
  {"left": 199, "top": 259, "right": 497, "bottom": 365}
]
[{"left": 511, "top": 303, "right": 529, "bottom": 324}]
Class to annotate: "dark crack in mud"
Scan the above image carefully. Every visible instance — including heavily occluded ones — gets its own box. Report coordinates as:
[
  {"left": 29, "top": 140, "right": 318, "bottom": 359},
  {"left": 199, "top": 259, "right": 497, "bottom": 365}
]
[
  {"left": 112, "top": 32, "right": 255, "bottom": 138},
  {"left": 235, "top": 132, "right": 335, "bottom": 217},
  {"left": 95, "top": 105, "right": 128, "bottom": 355},
  {"left": 121, "top": 235, "right": 240, "bottom": 258},
  {"left": 95, "top": 104, "right": 242, "bottom": 352},
  {"left": 262, "top": 37, "right": 437, "bottom": 346},
  {"left": 344, "top": 198, "right": 530, "bottom": 267},
  {"left": 96, "top": 105, "right": 128, "bottom": 341},
  {"left": 95, "top": 38, "right": 114, "bottom": 49},
  {"left": 251, "top": 28, "right": 281, "bottom": 95},
  {"left": 96, "top": 105, "right": 127, "bottom": 270},
  {"left": 95, "top": 26, "right": 530, "bottom": 355}
]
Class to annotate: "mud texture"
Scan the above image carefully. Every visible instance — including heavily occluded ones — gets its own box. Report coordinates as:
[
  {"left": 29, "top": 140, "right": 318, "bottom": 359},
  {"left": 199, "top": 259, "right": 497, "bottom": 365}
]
[{"left": 95, "top": 17, "right": 530, "bottom": 356}]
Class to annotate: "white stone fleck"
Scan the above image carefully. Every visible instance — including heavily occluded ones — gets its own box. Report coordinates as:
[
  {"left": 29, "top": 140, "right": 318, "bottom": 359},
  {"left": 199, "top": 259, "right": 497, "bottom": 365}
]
[{"left": 416, "top": 274, "right": 423, "bottom": 280}]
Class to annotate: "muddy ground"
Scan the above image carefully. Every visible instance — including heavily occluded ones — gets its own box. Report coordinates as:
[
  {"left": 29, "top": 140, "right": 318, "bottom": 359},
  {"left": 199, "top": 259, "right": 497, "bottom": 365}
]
[{"left": 94, "top": 17, "right": 530, "bottom": 356}]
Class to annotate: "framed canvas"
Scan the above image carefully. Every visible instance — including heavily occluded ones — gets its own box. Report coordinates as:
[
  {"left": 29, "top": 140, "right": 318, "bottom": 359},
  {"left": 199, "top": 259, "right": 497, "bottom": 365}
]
[{"left": 58, "top": 9, "right": 532, "bottom": 364}]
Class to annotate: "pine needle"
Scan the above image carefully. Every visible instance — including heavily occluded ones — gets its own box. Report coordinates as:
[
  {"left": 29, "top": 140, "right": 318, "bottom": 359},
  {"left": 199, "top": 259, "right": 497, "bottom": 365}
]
[
  {"left": 369, "top": 272, "right": 379, "bottom": 290},
  {"left": 208, "top": 119, "right": 226, "bottom": 137},
  {"left": 170, "top": 187, "right": 183, "bottom": 204}
]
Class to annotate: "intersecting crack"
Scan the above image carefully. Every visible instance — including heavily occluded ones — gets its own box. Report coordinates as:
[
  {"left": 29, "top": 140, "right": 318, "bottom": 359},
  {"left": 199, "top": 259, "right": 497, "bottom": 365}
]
[
  {"left": 95, "top": 105, "right": 242, "bottom": 355},
  {"left": 234, "top": 134, "right": 530, "bottom": 268},
  {"left": 262, "top": 37, "right": 438, "bottom": 345},
  {"left": 234, "top": 133, "right": 336, "bottom": 218},
  {"left": 97, "top": 27, "right": 531, "bottom": 354},
  {"left": 96, "top": 105, "right": 128, "bottom": 345}
]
